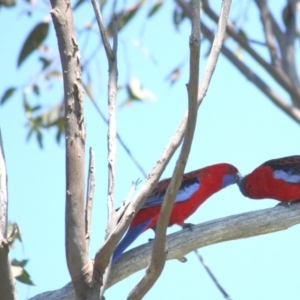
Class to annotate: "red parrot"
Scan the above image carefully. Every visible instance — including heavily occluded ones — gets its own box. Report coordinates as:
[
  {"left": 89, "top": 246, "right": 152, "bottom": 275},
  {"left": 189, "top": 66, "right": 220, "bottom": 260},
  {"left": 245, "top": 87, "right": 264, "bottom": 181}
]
[
  {"left": 237, "top": 155, "right": 300, "bottom": 201},
  {"left": 112, "top": 163, "right": 239, "bottom": 263}
]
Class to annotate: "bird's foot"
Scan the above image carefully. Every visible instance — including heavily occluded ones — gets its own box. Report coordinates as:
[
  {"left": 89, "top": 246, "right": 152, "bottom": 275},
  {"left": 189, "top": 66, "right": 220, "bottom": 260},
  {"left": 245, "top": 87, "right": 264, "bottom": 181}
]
[
  {"left": 182, "top": 223, "right": 195, "bottom": 231},
  {"left": 276, "top": 202, "right": 292, "bottom": 207}
]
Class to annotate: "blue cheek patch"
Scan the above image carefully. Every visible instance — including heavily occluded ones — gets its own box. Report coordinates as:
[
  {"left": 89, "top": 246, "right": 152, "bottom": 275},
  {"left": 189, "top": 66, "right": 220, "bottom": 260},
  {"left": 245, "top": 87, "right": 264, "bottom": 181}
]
[{"left": 222, "top": 174, "right": 236, "bottom": 188}]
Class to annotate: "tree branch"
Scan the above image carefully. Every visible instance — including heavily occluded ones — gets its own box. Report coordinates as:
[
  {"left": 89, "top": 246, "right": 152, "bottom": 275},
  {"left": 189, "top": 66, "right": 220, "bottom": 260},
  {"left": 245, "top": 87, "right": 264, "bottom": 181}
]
[
  {"left": 254, "top": 0, "right": 281, "bottom": 68},
  {"left": 85, "top": 147, "right": 95, "bottom": 249},
  {"left": 199, "top": 21, "right": 300, "bottom": 125},
  {"left": 197, "top": 0, "right": 231, "bottom": 102},
  {"left": 50, "top": 1, "right": 97, "bottom": 298},
  {"left": 91, "top": 1, "right": 119, "bottom": 297},
  {"left": 194, "top": 250, "right": 231, "bottom": 300},
  {"left": 0, "top": 129, "right": 7, "bottom": 245},
  {"left": 29, "top": 203, "right": 300, "bottom": 300},
  {"left": 201, "top": 0, "right": 300, "bottom": 107},
  {"left": 0, "top": 129, "right": 16, "bottom": 300},
  {"left": 83, "top": 82, "right": 147, "bottom": 178},
  {"left": 128, "top": 0, "right": 201, "bottom": 298}
]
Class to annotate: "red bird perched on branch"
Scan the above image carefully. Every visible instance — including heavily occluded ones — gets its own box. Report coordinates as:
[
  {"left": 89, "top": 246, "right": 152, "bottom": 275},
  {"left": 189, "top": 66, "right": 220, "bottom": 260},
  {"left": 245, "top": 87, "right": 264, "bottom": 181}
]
[
  {"left": 112, "top": 163, "right": 239, "bottom": 263},
  {"left": 237, "top": 155, "right": 300, "bottom": 202}
]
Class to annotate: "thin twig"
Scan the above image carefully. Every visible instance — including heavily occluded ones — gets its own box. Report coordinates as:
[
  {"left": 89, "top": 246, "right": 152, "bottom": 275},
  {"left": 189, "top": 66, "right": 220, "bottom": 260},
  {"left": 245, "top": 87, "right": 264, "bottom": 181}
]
[
  {"left": 85, "top": 147, "right": 95, "bottom": 249},
  {"left": 83, "top": 82, "right": 147, "bottom": 178},
  {"left": 201, "top": 0, "right": 300, "bottom": 107},
  {"left": 116, "top": 179, "right": 142, "bottom": 222},
  {"left": 200, "top": 21, "right": 300, "bottom": 125},
  {"left": 91, "top": 0, "right": 114, "bottom": 61},
  {"left": 254, "top": 0, "right": 280, "bottom": 68},
  {"left": 194, "top": 250, "right": 232, "bottom": 300},
  {"left": 91, "top": 2, "right": 119, "bottom": 297}
]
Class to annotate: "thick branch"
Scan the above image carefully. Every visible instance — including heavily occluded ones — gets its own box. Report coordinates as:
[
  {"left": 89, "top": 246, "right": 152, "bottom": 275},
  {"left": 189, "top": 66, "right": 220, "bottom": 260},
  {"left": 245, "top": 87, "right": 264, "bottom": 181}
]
[
  {"left": 128, "top": 0, "right": 201, "bottom": 298},
  {"left": 29, "top": 203, "right": 300, "bottom": 300},
  {"left": 50, "top": 1, "right": 96, "bottom": 299},
  {"left": 0, "top": 130, "right": 16, "bottom": 300},
  {"left": 94, "top": 0, "right": 232, "bottom": 279},
  {"left": 0, "top": 129, "right": 7, "bottom": 241}
]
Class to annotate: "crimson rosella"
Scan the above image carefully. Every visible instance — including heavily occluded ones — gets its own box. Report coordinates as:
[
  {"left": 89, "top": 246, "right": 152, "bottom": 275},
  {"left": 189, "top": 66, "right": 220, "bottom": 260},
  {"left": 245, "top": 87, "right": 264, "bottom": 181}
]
[
  {"left": 237, "top": 155, "right": 300, "bottom": 201},
  {"left": 112, "top": 163, "right": 239, "bottom": 263}
]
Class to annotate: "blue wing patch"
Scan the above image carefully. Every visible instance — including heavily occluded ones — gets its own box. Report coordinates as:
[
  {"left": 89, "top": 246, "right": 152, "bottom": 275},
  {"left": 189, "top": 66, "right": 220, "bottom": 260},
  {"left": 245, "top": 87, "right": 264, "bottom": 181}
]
[
  {"left": 112, "top": 218, "right": 153, "bottom": 263},
  {"left": 143, "top": 177, "right": 200, "bottom": 208},
  {"left": 273, "top": 169, "right": 300, "bottom": 183}
]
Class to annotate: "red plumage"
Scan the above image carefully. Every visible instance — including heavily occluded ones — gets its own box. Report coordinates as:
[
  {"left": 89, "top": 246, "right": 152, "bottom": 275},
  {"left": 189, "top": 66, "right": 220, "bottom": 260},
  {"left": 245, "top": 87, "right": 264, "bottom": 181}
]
[
  {"left": 112, "top": 163, "right": 238, "bottom": 262},
  {"left": 238, "top": 155, "right": 300, "bottom": 201}
]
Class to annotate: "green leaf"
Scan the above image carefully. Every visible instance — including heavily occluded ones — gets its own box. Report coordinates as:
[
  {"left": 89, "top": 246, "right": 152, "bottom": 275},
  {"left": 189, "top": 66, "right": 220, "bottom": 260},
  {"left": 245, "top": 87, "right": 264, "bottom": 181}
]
[
  {"left": 7, "top": 222, "right": 22, "bottom": 243},
  {"left": 23, "top": 93, "right": 31, "bottom": 114},
  {"left": 18, "top": 22, "right": 49, "bottom": 68},
  {"left": 39, "top": 57, "right": 52, "bottom": 70},
  {"left": 11, "top": 261, "right": 35, "bottom": 286},
  {"left": 238, "top": 29, "right": 248, "bottom": 41},
  {"left": 122, "top": 77, "right": 156, "bottom": 106},
  {"left": 16, "top": 268, "right": 35, "bottom": 285},
  {"left": 148, "top": 2, "right": 163, "bottom": 17},
  {"left": 32, "top": 84, "right": 40, "bottom": 96},
  {"left": 173, "top": 7, "right": 186, "bottom": 29},
  {"left": 1, "top": 87, "right": 16, "bottom": 105},
  {"left": 107, "top": 0, "right": 145, "bottom": 35},
  {"left": 37, "top": 130, "right": 43, "bottom": 148},
  {"left": 11, "top": 259, "right": 28, "bottom": 268}
]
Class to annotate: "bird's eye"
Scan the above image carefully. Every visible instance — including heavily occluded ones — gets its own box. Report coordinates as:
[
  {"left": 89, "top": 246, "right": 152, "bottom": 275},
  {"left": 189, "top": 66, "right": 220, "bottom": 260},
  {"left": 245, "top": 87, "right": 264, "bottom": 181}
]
[{"left": 227, "top": 165, "right": 236, "bottom": 173}]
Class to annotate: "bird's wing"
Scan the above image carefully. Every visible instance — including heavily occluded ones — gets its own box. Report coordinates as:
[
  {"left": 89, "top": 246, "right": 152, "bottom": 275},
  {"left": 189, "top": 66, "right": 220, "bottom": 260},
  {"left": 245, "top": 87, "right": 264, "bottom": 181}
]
[
  {"left": 263, "top": 156, "right": 300, "bottom": 183},
  {"left": 112, "top": 218, "right": 153, "bottom": 263},
  {"left": 142, "top": 175, "right": 200, "bottom": 209}
]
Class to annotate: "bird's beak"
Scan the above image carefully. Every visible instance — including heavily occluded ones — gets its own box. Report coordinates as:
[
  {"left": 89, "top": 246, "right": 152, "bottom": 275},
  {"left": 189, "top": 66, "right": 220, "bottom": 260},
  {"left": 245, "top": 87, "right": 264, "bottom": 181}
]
[{"left": 236, "top": 172, "right": 243, "bottom": 184}]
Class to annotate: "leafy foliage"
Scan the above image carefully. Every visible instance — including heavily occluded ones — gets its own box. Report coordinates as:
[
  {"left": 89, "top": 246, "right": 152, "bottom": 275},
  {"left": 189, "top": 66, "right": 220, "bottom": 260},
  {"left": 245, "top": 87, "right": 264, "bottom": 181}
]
[{"left": 18, "top": 22, "right": 49, "bottom": 68}]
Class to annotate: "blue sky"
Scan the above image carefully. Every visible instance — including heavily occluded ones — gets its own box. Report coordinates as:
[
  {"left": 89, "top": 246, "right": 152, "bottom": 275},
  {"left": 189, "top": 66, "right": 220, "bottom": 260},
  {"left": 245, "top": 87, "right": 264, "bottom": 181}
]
[{"left": 1, "top": 0, "right": 300, "bottom": 299}]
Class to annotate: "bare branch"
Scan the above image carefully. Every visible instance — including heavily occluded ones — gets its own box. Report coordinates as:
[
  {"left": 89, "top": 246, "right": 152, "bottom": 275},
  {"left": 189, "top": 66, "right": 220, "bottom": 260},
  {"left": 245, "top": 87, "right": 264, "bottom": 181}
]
[
  {"left": 83, "top": 82, "right": 147, "bottom": 178},
  {"left": 197, "top": 0, "right": 231, "bottom": 102},
  {"left": 29, "top": 203, "right": 300, "bottom": 300},
  {"left": 194, "top": 250, "right": 231, "bottom": 300},
  {"left": 85, "top": 147, "right": 95, "bottom": 249},
  {"left": 91, "top": 0, "right": 114, "bottom": 61},
  {"left": 201, "top": 0, "right": 300, "bottom": 107},
  {"left": 128, "top": 0, "right": 201, "bottom": 297},
  {"left": 0, "top": 129, "right": 7, "bottom": 239},
  {"left": 116, "top": 180, "right": 141, "bottom": 222},
  {"left": 254, "top": 0, "right": 281, "bottom": 68},
  {"left": 91, "top": 2, "right": 119, "bottom": 297},
  {"left": 280, "top": 0, "right": 299, "bottom": 87},
  {"left": 94, "top": 0, "right": 231, "bottom": 280},
  {"left": 0, "top": 129, "right": 16, "bottom": 300},
  {"left": 200, "top": 21, "right": 300, "bottom": 126},
  {"left": 50, "top": 1, "right": 97, "bottom": 298}
]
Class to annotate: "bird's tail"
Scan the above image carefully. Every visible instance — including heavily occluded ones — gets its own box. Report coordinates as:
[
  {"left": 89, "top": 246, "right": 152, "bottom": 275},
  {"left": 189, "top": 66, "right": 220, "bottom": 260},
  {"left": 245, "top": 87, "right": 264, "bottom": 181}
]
[{"left": 112, "top": 219, "right": 152, "bottom": 263}]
